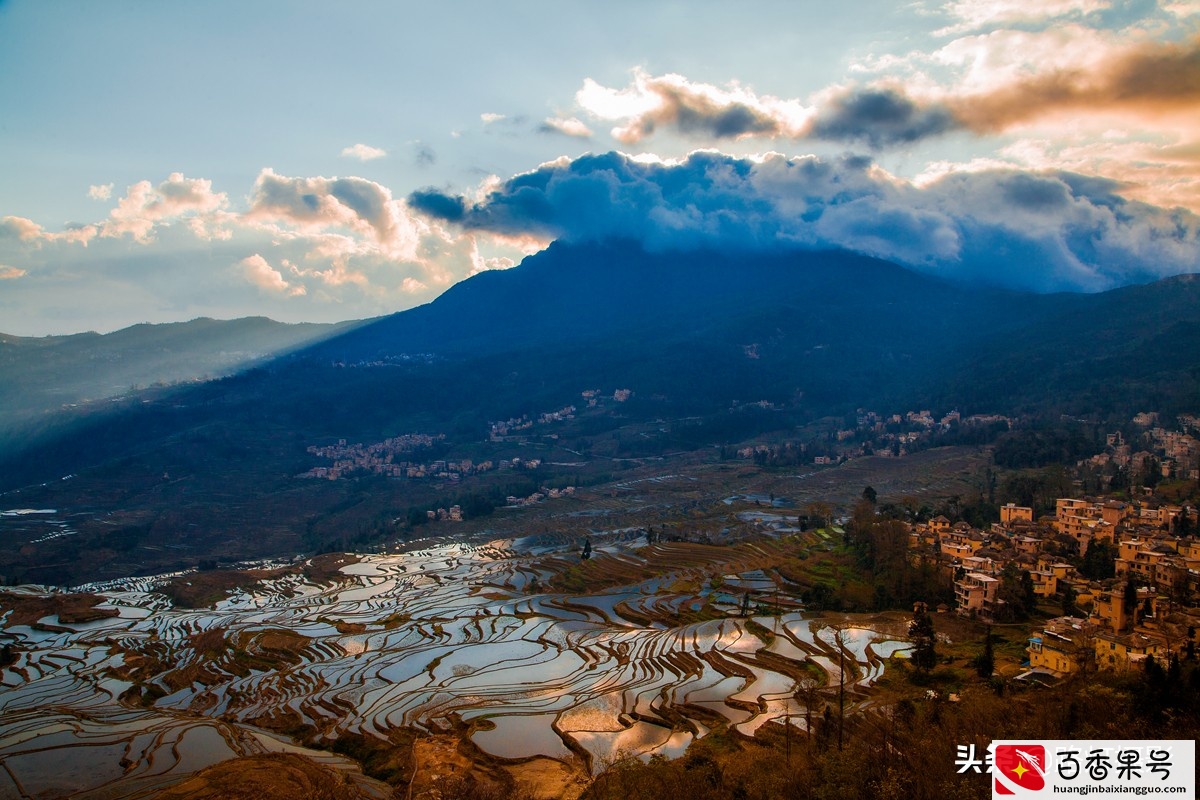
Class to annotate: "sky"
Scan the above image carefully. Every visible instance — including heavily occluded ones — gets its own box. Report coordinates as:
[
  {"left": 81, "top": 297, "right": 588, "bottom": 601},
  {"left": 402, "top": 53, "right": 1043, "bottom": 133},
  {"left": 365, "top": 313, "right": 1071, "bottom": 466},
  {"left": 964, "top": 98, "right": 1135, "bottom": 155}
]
[{"left": 1, "top": 0, "right": 1199, "bottom": 336}]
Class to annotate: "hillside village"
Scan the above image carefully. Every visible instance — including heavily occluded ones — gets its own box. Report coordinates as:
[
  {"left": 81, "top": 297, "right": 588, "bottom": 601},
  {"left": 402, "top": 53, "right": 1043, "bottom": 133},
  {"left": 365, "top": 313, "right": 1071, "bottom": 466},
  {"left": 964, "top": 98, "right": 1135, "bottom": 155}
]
[{"left": 907, "top": 484, "right": 1198, "bottom": 679}]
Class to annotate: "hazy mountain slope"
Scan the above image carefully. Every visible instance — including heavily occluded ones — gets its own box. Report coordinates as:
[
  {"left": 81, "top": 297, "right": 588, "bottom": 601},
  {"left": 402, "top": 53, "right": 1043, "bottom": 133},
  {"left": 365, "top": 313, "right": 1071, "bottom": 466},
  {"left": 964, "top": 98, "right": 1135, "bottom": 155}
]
[
  {"left": 926, "top": 273, "right": 1200, "bottom": 417},
  {"left": 0, "top": 316, "right": 358, "bottom": 436},
  {"left": 4, "top": 245, "right": 1198, "bottom": 496}
]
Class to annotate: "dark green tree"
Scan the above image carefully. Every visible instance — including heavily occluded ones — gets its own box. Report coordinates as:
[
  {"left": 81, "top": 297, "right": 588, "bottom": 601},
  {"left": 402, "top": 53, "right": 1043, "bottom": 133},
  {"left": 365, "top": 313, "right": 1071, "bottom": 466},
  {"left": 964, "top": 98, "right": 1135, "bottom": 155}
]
[
  {"left": 1123, "top": 573, "right": 1138, "bottom": 624},
  {"left": 1021, "top": 570, "right": 1036, "bottom": 613},
  {"left": 1061, "top": 584, "right": 1078, "bottom": 617},
  {"left": 1080, "top": 538, "right": 1116, "bottom": 580},
  {"left": 974, "top": 625, "right": 995, "bottom": 678},
  {"left": 994, "top": 563, "right": 1033, "bottom": 622},
  {"left": 1175, "top": 507, "right": 1194, "bottom": 537},
  {"left": 909, "top": 602, "right": 937, "bottom": 671}
]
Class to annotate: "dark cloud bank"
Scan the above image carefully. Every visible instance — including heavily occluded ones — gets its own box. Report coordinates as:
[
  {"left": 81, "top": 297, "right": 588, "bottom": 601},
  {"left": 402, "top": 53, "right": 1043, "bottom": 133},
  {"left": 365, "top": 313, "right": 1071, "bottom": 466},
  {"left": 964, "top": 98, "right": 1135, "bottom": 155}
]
[{"left": 409, "top": 151, "right": 1200, "bottom": 293}]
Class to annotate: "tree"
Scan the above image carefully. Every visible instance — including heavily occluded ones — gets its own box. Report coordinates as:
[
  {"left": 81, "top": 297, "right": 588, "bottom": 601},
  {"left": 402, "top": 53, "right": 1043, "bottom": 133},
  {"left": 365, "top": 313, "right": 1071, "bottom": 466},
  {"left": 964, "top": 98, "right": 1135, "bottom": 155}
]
[
  {"left": 1062, "top": 584, "right": 1078, "bottom": 617},
  {"left": 805, "top": 501, "right": 832, "bottom": 529},
  {"left": 1021, "top": 570, "right": 1036, "bottom": 614},
  {"left": 581, "top": 538, "right": 592, "bottom": 561},
  {"left": 909, "top": 602, "right": 937, "bottom": 671},
  {"left": 1123, "top": 573, "right": 1139, "bottom": 626},
  {"left": 974, "top": 625, "right": 995, "bottom": 678},
  {"left": 995, "top": 563, "right": 1032, "bottom": 622},
  {"left": 1080, "top": 538, "right": 1116, "bottom": 580},
  {"left": 1175, "top": 506, "right": 1194, "bottom": 537},
  {"left": 862, "top": 485, "right": 877, "bottom": 505}
]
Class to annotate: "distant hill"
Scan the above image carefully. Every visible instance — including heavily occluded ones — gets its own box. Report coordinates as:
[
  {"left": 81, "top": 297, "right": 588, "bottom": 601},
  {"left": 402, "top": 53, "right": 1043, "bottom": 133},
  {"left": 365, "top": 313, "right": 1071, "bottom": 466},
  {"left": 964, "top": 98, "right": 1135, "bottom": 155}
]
[{"left": 0, "top": 315, "right": 358, "bottom": 439}]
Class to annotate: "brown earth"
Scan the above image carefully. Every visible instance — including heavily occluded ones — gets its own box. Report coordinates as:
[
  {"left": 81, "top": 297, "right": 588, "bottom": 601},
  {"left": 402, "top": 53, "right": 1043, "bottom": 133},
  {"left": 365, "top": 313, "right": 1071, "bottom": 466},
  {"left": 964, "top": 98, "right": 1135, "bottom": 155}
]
[
  {"left": 504, "top": 757, "right": 589, "bottom": 800},
  {"left": 159, "top": 568, "right": 290, "bottom": 608},
  {"left": 151, "top": 753, "right": 375, "bottom": 800},
  {"left": 0, "top": 591, "right": 119, "bottom": 628}
]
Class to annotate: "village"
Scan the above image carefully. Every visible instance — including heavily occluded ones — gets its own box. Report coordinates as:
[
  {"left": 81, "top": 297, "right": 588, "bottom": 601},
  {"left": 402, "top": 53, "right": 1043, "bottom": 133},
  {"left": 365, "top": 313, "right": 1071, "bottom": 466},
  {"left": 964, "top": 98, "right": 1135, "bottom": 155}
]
[
  {"left": 298, "top": 433, "right": 543, "bottom": 483},
  {"left": 904, "top": 418, "right": 1199, "bottom": 680}
]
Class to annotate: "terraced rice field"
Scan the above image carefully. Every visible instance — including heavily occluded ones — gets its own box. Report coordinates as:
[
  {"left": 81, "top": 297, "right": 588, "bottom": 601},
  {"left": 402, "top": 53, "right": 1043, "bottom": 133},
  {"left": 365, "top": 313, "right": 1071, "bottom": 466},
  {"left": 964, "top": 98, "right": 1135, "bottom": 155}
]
[{"left": 0, "top": 535, "right": 909, "bottom": 797}]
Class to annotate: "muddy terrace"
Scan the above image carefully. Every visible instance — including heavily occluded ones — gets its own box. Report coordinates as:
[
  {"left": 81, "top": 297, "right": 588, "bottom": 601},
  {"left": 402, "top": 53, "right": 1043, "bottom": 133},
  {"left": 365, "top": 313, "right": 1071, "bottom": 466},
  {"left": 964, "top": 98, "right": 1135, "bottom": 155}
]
[{"left": 0, "top": 528, "right": 911, "bottom": 798}]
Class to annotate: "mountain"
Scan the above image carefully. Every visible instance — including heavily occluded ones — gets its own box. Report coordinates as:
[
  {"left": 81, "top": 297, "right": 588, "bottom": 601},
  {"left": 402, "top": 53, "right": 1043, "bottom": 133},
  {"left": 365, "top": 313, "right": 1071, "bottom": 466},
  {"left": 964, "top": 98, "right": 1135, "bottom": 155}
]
[
  {"left": 0, "top": 315, "right": 358, "bottom": 440},
  {"left": 1, "top": 241, "right": 1197, "bottom": 585}
]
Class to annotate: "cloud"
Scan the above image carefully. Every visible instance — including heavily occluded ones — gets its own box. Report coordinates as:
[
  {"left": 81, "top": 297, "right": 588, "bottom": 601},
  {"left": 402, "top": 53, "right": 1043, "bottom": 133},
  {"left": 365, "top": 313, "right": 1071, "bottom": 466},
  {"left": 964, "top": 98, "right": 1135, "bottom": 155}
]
[
  {"left": 948, "top": 37, "right": 1200, "bottom": 132},
  {"left": 480, "top": 112, "right": 506, "bottom": 124},
  {"left": 6, "top": 176, "right": 227, "bottom": 248},
  {"left": 413, "top": 143, "right": 436, "bottom": 166},
  {"left": 341, "top": 143, "right": 388, "bottom": 161},
  {"left": 576, "top": 34, "right": 1200, "bottom": 152},
  {"left": 976, "top": 133, "right": 1200, "bottom": 210},
  {"left": 577, "top": 70, "right": 812, "bottom": 143},
  {"left": 0, "top": 216, "right": 45, "bottom": 242},
  {"left": 1164, "top": 1, "right": 1200, "bottom": 18},
  {"left": 934, "top": 0, "right": 1111, "bottom": 35},
  {"left": 240, "top": 253, "right": 305, "bottom": 296},
  {"left": 409, "top": 150, "right": 1200, "bottom": 293},
  {"left": 1, "top": 215, "right": 97, "bottom": 246},
  {"left": 540, "top": 116, "right": 593, "bottom": 138},
  {"left": 807, "top": 87, "right": 959, "bottom": 148},
  {"left": 246, "top": 168, "right": 422, "bottom": 261},
  {"left": 407, "top": 189, "right": 467, "bottom": 222},
  {"left": 103, "top": 173, "right": 228, "bottom": 243},
  {"left": 88, "top": 183, "right": 113, "bottom": 201},
  {"left": 0, "top": 265, "right": 26, "bottom": 280}
]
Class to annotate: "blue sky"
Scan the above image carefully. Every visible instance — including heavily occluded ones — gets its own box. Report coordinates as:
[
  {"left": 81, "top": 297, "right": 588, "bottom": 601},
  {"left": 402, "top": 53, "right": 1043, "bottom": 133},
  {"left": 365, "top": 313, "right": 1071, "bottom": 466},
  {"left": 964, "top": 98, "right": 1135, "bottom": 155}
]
[{"left": 2, "top": 0, "right": 1198, "bottom": 335}]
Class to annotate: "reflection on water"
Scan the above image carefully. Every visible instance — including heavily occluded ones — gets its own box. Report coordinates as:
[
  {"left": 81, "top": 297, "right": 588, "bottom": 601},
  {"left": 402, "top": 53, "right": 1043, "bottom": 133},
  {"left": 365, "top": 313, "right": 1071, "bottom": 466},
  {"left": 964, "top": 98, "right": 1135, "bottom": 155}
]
[{"left": 0, "top": 537, "right": 909, "bottom": 793}]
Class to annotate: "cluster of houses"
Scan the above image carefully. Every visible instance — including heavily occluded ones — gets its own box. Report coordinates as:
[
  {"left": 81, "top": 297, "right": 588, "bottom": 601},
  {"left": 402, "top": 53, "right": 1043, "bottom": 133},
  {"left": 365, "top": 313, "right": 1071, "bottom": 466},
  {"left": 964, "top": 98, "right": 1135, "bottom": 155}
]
[
  {"left": 581, "top": 388, "right": 633, "bottom": 406},
  {"left": 505, "top": 485, "right": 577, "bottom": 508},
  {"left": 1079, "top": 422, "right": 1200, "bottom": 483},
  {"left": 427, "top": 505, "right": 463, "bottom": 522},
  {"left": 908, "top": 494, "right": 1198, "bottom": 678},
  {"left": 298, "top": 434, "right": 449, "bottom": 480},
  {"left": 489, "top": 406, "right": 577, "bottom": 439},
  {"left": 299, "top": 432, "right": 552, "bottom": 483},
  {"left": 738, "top": 408, "right": 1014, "bottom": 466},
  {"left": 488, "top": 389, "right": 634, "bottom": 440}
]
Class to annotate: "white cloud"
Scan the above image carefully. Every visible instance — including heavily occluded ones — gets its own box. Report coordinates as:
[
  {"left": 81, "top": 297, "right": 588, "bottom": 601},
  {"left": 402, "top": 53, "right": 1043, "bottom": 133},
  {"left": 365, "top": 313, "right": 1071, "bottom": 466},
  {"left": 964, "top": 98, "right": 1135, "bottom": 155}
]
[
  {"left": 934, "top": 0, "right": 1111, "bottom": 36},
  {"left": 480, "top": 112, "right": 506, "bottom": 124},
  {"left": 341, "top": 143, "right": 387, "bottom": 161},
  {"left": 239, "top": 254, "right": 306, "bottom": 296},
  {"left": 412, "top": 149, "right": 1200, "bottom": 293},
  {"left": 88, "top": 183, "right": 113, "bottom": 201},
  {"left": 1163, "top": 1, "right": 1200, "bottom": 17},
  {"left": 241, "top": 253, "right": 291, "bottom": 293},
  {"left": 103, "top": 173, "right": 228, "bottom": 243},
  {"left": 540, "top": 116, "right": 593, "bottom": 138},
  {"left": 246, "top": 168, "right": 423, "bottom": 262},
  {"left": 0, "top": 265, "right": 27, "bottom": 280},
  {"left": 1, "top": 215, "right": 97, "bottom": 246},
  {"left": 0, "top": 216, "right": 46, "bottom": 242},
  {"left": 576, "top": 69, "right": 813, "bottom": 143}
]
